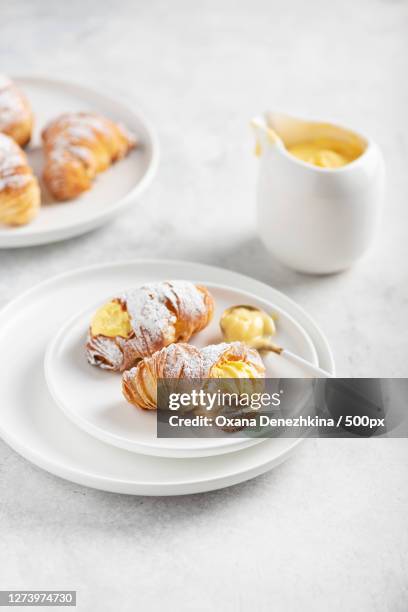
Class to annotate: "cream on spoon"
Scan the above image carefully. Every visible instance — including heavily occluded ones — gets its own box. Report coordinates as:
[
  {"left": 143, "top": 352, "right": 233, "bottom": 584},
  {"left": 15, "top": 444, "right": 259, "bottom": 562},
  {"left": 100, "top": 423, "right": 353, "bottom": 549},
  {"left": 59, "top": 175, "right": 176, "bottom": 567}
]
[{"left": 220, "top": 305, "right": 333, "bottom": 378}]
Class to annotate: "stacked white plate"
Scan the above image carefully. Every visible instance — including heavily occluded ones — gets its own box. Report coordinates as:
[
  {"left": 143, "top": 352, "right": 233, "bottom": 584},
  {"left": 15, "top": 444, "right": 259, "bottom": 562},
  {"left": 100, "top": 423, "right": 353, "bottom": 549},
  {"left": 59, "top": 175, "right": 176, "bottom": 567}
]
[{"left": 0, "top": 260, "right": 335, "bottom": 495}]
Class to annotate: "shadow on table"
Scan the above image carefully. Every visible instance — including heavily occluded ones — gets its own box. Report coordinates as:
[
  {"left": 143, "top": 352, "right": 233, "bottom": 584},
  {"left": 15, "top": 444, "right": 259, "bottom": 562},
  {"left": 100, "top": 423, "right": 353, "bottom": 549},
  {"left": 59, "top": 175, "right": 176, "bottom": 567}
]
[
  {"left": 187, "top": 234, "right": 350, "bottom": 292},
  {"left": 2, "top": 440, "right": 299, "bottom": 533}
]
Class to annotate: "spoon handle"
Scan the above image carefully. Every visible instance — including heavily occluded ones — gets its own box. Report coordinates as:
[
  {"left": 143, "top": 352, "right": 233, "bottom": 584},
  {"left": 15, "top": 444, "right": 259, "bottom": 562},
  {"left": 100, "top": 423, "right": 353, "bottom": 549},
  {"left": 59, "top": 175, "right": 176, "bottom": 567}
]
[
  {"left": 259, "top": 341, "right": 334, "bottom": 378},
  {"left": 282, "top": 349, "right": 334, "bottom": 378}
]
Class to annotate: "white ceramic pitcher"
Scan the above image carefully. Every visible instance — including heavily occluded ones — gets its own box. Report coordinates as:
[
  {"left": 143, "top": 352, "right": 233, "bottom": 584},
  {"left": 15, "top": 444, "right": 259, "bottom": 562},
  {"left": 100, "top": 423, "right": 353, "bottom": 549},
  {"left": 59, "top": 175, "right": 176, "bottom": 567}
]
[{"left": 253, "top": 112, "right": 385, "bottom": 274}]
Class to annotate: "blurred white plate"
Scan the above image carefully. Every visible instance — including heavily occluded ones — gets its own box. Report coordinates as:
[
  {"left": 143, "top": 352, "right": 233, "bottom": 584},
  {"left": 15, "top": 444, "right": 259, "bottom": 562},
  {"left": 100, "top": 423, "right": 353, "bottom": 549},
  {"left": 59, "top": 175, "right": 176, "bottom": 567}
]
[
  {"left": 0, "top": 76, "right": 159, "bottom": 248},
  {"left": 0, "top": 260, "right": 334, "bottom": 495},
  {"left": 44, "top": 282, "right": 318, "bottom": 458}
]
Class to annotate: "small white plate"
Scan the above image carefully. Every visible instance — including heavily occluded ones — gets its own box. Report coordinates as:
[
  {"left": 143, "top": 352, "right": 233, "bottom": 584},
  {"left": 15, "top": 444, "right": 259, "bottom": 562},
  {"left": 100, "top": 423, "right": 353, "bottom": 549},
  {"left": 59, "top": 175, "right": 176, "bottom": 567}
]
[
  {"left": 44, "top": 283, "right": 318, "bottom": 458},
  {"left": 0, "top": 76, "right": 159, "bottom": 248},
  {"left": 0, "top": 260, "right": 335, "bottom": 495}
]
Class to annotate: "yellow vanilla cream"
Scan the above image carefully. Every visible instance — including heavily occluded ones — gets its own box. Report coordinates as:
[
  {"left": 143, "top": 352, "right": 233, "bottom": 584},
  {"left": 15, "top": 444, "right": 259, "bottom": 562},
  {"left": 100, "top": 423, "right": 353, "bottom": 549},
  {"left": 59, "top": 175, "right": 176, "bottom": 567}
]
[
  {"left": 91, "top": 301, "right": 131, "bottom": 338},
  {"left": 221, "top": 307, "right": 276, "bottom": 347},
  {"left": 287, "top": 137, "right": 362, "bottom": 169},
  {"left": 211, "top": 360, "right": 259, "bottom": 379}
]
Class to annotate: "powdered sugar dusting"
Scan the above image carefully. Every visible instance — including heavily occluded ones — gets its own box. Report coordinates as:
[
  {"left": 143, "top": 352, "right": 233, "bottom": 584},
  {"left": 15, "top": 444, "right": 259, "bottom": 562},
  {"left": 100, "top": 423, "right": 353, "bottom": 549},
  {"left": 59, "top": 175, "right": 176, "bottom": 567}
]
[
  {"left": 86, "top": 333, "right": 124, "bottom": 370},
  {"left": 201, "top": 342, "right": 232, "bottom": 374},
  {"left": 87, "top": 281, "right": 211, "bottom": 371},
  {"left": 0, "top": 78, "right": 26, "bottom": 129},
  {"left": 0, "top": 132, "right": 21, "bottom": 165},
  {"left": 165, "top": 280, "right": 207, "bottom": 326},
  {"left": 161, "top": 343, "right": 204, "bottom": 378},
  {"left": 43, "top": 113, "right": 135, "bottom": 183},
  {"left": 124, "top": 284, "right": 176, "bottom": 346},
  {"left": 0, "top": 133, "right": 32, "bottom": 192},
  {"left": 0, "top": 174, "right": 30, "bottom": 191},
  {"left": 44, "top": 115, "right": 104, "bottom": 167},
  {"left": 123, "top": 281, "right": 206, "bottom": 350}
]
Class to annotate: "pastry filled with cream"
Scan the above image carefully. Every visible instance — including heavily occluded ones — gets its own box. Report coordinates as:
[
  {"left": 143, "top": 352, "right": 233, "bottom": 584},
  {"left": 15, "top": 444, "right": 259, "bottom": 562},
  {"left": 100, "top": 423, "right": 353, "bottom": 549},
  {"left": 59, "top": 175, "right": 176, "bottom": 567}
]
[
  {"left": 86, "top": 281, "right": 214, "bottom": 371},
  {"left": 122, "top": 341, "right": 265, "bottom": 410},
  {"left": 210, "top": 360, "right": 259, "bottom": 378},
  {"left": 91, "top": 300, "right": 132, "bottom": 338}
]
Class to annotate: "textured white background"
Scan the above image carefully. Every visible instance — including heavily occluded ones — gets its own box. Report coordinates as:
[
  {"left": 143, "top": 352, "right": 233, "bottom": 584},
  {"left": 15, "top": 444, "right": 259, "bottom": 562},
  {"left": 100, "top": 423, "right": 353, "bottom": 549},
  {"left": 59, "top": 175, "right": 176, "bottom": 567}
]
[{"left": 0, "top": 1, "right": 407, "bottom": 610}]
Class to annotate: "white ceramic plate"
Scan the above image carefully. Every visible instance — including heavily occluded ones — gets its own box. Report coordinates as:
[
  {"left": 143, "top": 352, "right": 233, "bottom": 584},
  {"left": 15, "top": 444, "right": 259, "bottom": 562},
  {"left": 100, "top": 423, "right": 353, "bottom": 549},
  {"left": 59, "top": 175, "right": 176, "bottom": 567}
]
[
  {"left": 0, "top": 260, "right": 335, "bottom": 495},
  {"left": 44, "top": 283, "right": 318, "bottom": 458},
  {"left": 0, "top": 76, "right": 159, "bottom": 248}
]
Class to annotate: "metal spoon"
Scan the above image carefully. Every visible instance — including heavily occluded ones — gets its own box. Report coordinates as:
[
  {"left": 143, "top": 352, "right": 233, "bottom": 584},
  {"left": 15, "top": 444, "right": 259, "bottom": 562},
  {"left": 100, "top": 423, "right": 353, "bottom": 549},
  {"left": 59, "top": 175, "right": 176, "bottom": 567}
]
[{"left": 220, "top": 304, "right": 334, "bottom": 378}]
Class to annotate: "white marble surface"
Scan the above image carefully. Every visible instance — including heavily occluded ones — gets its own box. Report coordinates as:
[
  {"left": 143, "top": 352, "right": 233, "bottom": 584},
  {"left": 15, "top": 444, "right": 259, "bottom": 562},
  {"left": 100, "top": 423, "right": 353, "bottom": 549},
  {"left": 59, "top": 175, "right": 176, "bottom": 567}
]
[{"left": 0, "top": 1, "right": 407, "bottom": 610}]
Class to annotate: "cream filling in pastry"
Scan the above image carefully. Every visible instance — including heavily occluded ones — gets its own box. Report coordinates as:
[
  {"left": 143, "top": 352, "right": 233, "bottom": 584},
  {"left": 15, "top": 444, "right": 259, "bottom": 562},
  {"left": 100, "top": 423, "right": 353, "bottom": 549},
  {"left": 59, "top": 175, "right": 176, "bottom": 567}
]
[
  {"left": 211, "top": 360, "right": 260, "bottom": 379},
  {"left": 91, "top": 301, "right": 131, "bottom": 338}
]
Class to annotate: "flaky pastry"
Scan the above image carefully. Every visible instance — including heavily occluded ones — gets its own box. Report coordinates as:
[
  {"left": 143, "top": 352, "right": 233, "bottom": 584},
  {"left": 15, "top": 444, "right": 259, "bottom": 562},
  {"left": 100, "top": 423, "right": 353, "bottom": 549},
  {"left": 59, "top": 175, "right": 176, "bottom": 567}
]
[
  {"left": 122, "top": 341, "right": 265, "bottom": 410},
  {"left": 0, "top": 75, "right": 33, "bottom": 147},
  {"left": 86, "top": 281, "right": 214, "bottom": 372},
  {"left": 0, "top": 133, "right": 40, "bottom": 226},
  {"left": 42, "top": 112, "right": 136, "bottom": 200}
]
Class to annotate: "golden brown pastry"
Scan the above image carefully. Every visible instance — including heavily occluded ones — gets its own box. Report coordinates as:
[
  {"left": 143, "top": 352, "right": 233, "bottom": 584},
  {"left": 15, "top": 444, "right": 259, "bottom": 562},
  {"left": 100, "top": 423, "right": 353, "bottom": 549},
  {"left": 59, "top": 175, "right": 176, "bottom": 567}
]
[
  {"left": 122, "top": 341, "right": 265, "bottom": 410},
  {"left": 0, "top": 133, "right": 40, "bottom": 226},
  {"left": 42, "top": 112, "right": 136, "bottom": 200},
  {"left": 86, "top": 281, "right": 214, "bottom": 372},
  {"left": 0, "top": 75, "right": 33, "bottom": 147}
]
